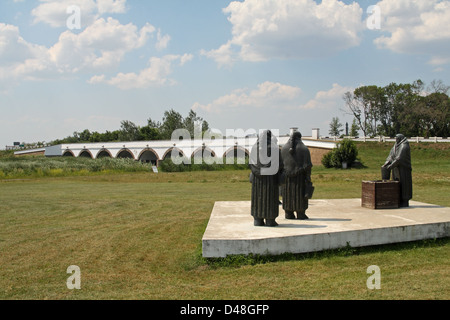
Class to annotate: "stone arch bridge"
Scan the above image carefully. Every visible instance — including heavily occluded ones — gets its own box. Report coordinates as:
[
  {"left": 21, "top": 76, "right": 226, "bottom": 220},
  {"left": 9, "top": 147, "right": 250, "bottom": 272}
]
[{"left": 21, "top": 136, "right": 336, "bottom": 167}]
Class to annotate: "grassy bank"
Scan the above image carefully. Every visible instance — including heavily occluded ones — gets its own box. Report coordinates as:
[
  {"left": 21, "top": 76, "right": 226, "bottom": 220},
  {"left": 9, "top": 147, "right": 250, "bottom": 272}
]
[
  {"left": 0, "top": 142, "right": 449, "bottom": 300},
  {"left": 0, "top": 156, "right": 151, "bottom": 179}
]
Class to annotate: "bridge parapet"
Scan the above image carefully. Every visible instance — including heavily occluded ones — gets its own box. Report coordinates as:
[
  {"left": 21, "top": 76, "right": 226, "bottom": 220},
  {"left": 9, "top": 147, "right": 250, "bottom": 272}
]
[{"left": 20, "top": 135, "right": 335, "bottom": 166}]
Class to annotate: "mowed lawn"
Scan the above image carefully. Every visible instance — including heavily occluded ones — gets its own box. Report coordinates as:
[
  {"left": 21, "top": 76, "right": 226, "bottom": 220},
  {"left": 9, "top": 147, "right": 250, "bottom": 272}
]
[{"left": 0, "top": 142, "right": 449, "bottom": 300}]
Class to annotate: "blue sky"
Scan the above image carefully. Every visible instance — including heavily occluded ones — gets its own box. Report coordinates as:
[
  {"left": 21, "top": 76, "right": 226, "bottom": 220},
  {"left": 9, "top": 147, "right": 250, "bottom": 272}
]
[{"left": 1, "top": 0, "right": 449, "bottom": 148}]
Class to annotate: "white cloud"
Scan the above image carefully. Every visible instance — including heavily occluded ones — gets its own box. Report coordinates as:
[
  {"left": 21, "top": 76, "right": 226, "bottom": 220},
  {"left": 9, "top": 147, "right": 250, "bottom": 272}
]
[
  {"left": 0, "top": 18, "right": 155, "bottom": 83},
  {"left": 200, "top": 41, "right": 235, "bottom": 69},
  {"left": 48, "top": 17, "right": 155, "bottom": 73},
  {"left": 0, "top": 23, "right": 49, "bottom": 86},
  {"left": 0, "top": 16, "right": 189, "bottom": 89},
  {"left": 192, "top": 81, "right": 302, "bottom": 113},
  {"left": 179, "top": 53, "right": 194, "bottom": 66},
  {"left": 96, "top": 0, "right": 127, "bottom": 14},
  {"left": 89, "top": 54, "right": 193, "bottom": 89},
  {"left": 374, "top": 0, "right": 450, "bottom": 65},
  {"left": 299, "top": 83, "right": 353, "bottom": 110},
  {"left": 192, "top": 82, "right": 353, "bottom": 121},
  {"left": 155, "top": 29, "right": 171, "bottom": 51},
  {"left": 203, "top": 0, "right": 364, "bottom": 67},
  {"left": 1, "top": 0, "right": 191, "bottom": 90},
  {"left": 0, "top": 24, "right": 46, "bottom": 64},
  {"left": 31, "top": 0, "right": 127, "bottom": 28}
]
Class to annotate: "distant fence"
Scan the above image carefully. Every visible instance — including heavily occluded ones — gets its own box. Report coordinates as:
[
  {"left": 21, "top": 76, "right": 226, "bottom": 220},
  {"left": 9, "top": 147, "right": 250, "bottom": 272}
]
[{"left": 320, "top": 136, "right": 449, "bottom": 143}]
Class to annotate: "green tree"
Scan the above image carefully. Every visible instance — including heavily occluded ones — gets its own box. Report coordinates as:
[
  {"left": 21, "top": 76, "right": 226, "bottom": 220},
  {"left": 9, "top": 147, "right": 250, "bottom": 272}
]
[
  {"left": 383, "top": 80, "right": 424, "bottom": 137},
  {"left": 414, "top": 92, "right": 450, "bottom": 138},
  {"left": 350, "top": 118, "right": 360, "bottom": 137},
  {"left": 184, "top": 110, "right": 210, "bottom": 138},
  {"left": 119, "top": 120, "right": 142, "bottom": 141},
  {"left": 159, "top": 109, "right": 184, "bottom": 140},
  {"left": 140, "top": 125, "right": 160, "bottom": 140},
  {"left": 329, "top": 117, "right": 343, "bottom": 137},
  {"left": 89, "top": 131, "right": 102, "bottom": 143},
  {"left": 78, "top": 129, "right": 91, "bottom": 142},
  {"left": 344, "top": 85, "right": 384, "bottom": 136},
  {"left": 49, "top": 108, "right": 214, "bottom": 145},
  {"left": 344, "top": 80, "right": 426, "bottom": 137}
]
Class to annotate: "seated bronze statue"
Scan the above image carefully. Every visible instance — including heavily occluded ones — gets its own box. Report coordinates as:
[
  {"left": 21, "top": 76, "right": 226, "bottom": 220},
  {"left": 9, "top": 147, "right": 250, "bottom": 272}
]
[{"left": 381, "top": 134, "right": 413, "bottom": 207}]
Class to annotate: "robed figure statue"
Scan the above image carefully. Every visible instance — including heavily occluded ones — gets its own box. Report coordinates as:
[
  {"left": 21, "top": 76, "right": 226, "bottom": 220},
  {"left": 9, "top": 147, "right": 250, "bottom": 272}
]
[
  {"left": 249, "top": 130, "right": 283, "bottom": 227},
  {"left": 280, "top": 130, "right": 314, "bottom": 220},
  {"left": 381, "top": 134, "right": 413, "bottom": 207}
]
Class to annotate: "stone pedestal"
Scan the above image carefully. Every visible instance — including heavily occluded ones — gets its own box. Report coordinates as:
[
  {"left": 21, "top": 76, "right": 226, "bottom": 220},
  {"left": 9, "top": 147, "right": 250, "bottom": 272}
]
[{"left": 202, "top": 200, "right": 450, "bottom": 258}]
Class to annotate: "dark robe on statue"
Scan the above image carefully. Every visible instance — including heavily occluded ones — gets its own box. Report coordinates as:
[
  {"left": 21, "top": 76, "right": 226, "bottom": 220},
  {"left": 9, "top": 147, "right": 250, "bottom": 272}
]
[
  {"left": 381, "top": 134, "right": 413, "bottom": 207},
  {"left": 249, "top": 130, "right": 283, "bottom": 227},
  {"left": 280, "top": 131, "right": 313, "bottom": 220}
]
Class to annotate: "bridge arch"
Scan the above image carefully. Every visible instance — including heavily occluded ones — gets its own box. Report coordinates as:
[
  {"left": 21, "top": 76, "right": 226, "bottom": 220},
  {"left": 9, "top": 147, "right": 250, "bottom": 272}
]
[
  {"left": 79, "top": 149, "right": 94, "bottom": 159},
  {"left": 96, "top": 149, "right": 113, "bottom": 159},
  {"left": 223, "top": 146, "right": 250, "bottom": 159},
  {"left": 138, "top": 148, "right": 159, "bottom": 165},
  {"left": 191, "top": 146, "right": 216, "bottom": 159},
  {"left": 163, "top": 147, "right": 187, "bottom": 161},
  {"left": 117, "top": 148, "right": 135, "bottom": 160},
  {"left": 63, "top": 150, "right": 75, "bottom": 157}
]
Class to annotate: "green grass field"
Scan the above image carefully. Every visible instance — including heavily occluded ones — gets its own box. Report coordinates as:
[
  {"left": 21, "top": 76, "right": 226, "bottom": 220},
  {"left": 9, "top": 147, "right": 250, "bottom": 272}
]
[{"left": 0, "top": 142, "right": 449, "bottom": 300}]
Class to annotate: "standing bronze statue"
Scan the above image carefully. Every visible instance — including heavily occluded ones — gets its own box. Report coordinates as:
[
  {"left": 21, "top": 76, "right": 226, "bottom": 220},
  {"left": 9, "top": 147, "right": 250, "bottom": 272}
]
[
  {"left": 381, "top": 134, "right": 413, "bottom": 207},
  {"left": 249, "top": 130, "right": 283, "bottom": 227},
  {"left": 280, "top": 130, "right": 314, "bottom": 220}
]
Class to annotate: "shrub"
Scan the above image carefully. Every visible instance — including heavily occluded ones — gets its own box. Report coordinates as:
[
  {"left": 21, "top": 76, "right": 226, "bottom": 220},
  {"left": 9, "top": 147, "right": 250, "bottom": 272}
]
[
  {"left": 158, "top": 158, "right": 249, "bottom": 172},
  {"left": 0, "top": 156, "right": 150, "bottom": 179},
  {"left": 322, "top": 151, "right": 339, "bottom": 168},
  {"left": 322, "top": 139, "right": 359, "bottom": 169}
]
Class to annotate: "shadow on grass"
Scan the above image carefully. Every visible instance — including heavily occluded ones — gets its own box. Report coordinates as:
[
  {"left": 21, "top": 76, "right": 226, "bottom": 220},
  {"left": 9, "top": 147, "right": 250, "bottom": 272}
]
[{"left": 191, "top": 237, "right": 450, "bottom": 270}]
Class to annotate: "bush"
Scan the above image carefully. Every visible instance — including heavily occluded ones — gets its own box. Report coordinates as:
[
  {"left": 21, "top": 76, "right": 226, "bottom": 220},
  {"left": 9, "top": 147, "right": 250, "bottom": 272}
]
[
  {"left": 0, "top": 157, "right": 150, "bottom": 179},
  {"left": 322, "top": 139, "right": 359, "bottom": 169},
  {"left": 322, "top": 151, "right": 339, "bottom": 168},
  {"left": 159, "top": 158, "right": 249, "bottom": 173}
]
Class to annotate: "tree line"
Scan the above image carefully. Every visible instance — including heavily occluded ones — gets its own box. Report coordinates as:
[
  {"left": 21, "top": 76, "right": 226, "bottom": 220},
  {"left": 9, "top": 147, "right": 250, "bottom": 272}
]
[
  {"left": 51, "top": 109, "right": 210, "bottom": 145},
  {"left": 341, "top": 79, "right": 450, "bottom": 138}
]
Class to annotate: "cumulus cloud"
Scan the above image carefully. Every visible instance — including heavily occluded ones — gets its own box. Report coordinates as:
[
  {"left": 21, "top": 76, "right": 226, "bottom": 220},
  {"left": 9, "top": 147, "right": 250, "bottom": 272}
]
[
  {"left": 31, "top": 0, "right": 127, "bottom": 28},
  {"left": 192, "top": 81, "right": 302, "bottom": 113},
  {"left": 0, "top": 14, "right": 189, "bottom": 89},
  {"left": 299, "top": 83, "right": 353, "bottom": 110},
  {"left": 0, "top": 24, "right": 46, "bottom": 64},
  {"left": 203, "top": 0, "right": 364, "bottom": 67},
  {"left": 89, "top": 53, "right": 193, "bottom": 89},
  {"left": 192, "top": 82, "right": 353, "bottom": 118},
  {"left": 374, "top": 0, "right": 450, "bottom": 65},
  {"left": 48, "top": 17, "right": 155, "bottom": 73},
  {"left": 155, "top": 29, "right": 171, "bottom": 51},
  {"left": 0, "top": 18, "right": 155, "bottom": 82},
  {"left": 0, "top": 23, "right": 49, "bottom": 85}
]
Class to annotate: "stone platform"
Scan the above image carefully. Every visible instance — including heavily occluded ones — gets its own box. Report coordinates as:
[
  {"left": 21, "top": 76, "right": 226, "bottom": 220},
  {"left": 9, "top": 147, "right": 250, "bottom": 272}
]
[{"left": 202, "top": 199, "right": 450, "bottom": 258}]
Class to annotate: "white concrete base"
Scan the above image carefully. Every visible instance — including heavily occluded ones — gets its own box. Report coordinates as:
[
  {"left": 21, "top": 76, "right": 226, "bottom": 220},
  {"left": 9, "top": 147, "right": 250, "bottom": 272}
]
[{"left": 202, "top": 199, "right": 450, "bottom": 258}]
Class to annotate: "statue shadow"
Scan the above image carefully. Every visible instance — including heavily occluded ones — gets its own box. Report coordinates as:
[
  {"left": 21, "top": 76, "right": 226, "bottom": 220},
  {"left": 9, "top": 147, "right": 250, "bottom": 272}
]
[
  {"left": 277, "top": 224, "right": 327, "bottom": 229},
  {"left": 308, "top": 218, "right": 352, "bottom": 222},
  {"left": 277, "top": 217, "right": 352, "bottom": 229},
  {"left": 403, "top": 205, "right": 445, "bottom": 209}
]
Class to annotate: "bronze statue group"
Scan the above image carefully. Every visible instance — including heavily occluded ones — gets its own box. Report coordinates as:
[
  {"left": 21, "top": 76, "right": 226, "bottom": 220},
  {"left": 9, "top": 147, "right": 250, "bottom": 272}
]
[{"left": 249, "top": 130, "right": 412, "bottom": 227}]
